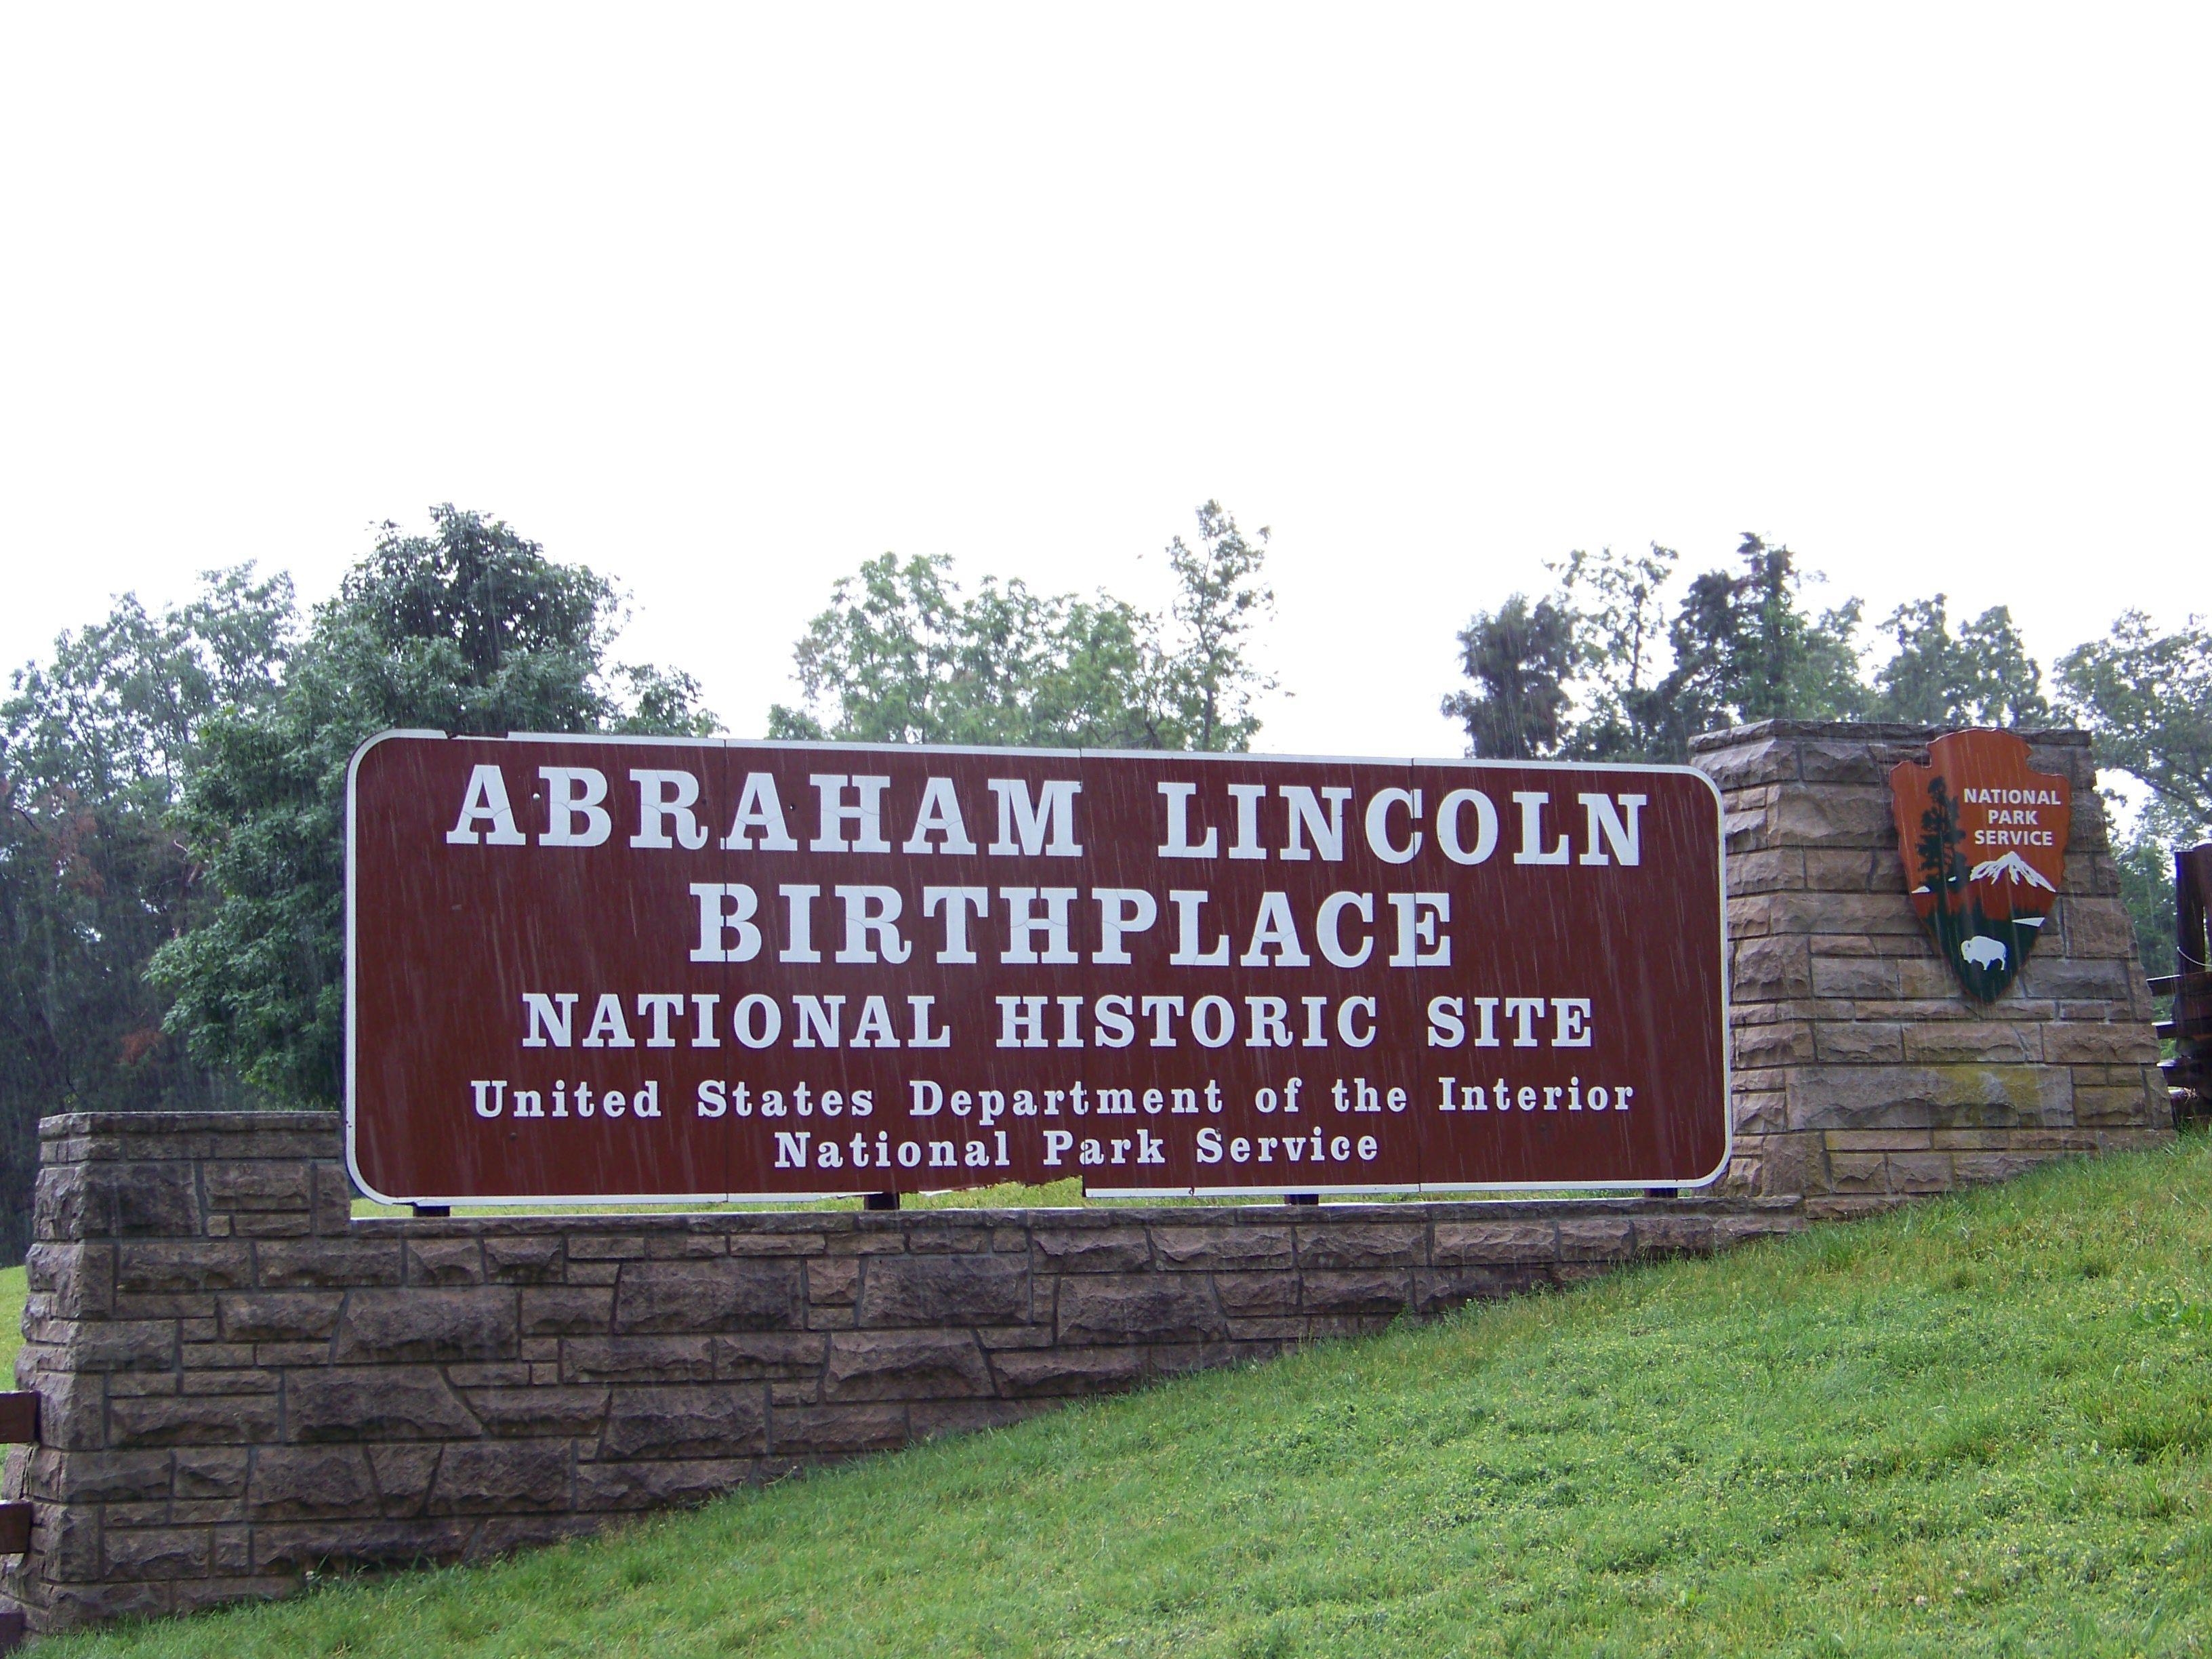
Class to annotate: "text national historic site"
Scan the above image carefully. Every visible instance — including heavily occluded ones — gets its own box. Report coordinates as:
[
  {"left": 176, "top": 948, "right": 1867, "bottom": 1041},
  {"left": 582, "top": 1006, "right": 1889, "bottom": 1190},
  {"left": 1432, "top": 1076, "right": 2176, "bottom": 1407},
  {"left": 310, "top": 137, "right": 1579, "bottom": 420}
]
[{"left": 346, "top": 734, "right": 1729, "bottom": 1204}]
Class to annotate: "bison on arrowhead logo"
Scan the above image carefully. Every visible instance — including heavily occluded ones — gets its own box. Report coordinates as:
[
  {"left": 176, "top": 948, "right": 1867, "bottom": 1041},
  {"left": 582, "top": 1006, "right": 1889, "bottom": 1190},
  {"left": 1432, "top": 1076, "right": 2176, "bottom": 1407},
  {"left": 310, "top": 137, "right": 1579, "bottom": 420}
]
[{"left": 1889, "top": 730, "right": 2069, "bottom": 1002}]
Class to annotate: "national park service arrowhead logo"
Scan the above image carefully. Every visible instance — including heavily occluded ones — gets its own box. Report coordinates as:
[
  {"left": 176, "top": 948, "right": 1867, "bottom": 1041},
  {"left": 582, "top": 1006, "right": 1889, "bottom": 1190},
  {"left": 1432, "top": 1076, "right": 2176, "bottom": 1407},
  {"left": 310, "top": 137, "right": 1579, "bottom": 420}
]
[{"left": 1889, "top": 730, "right": 2068, "bottom": 1003}]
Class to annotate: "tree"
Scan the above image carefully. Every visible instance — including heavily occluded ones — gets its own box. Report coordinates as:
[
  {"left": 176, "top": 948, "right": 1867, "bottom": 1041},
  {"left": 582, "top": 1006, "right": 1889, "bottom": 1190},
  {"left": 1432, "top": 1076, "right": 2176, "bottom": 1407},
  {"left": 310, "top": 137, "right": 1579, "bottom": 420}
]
[
  {"left": 769, "top": 502, "right": 1276, "bottom": 754},
  {"left": 1871, "top": 595, "right": 2050, "bottom": 726},
  {"left": 1456, "top": 534, "right": 1867, "bottom": 765},
  {"left": 1551, "top": 542, "right": 1679, "bottom": 761},
  {"left": 1164, "top": 502, "right": 1275, "bottom": 752},
  {"left": 150, "top": 506, "right": 712, "bottom": 1107},
  {"left": 0, "top": 567, "right": 294, "bottom": 1258},
  {"left": 1440, "top": 595, "right": 1574, "bottom": 760},
  {"left": 2057, "top": 612, "right": 2212, "bottom": 832}
]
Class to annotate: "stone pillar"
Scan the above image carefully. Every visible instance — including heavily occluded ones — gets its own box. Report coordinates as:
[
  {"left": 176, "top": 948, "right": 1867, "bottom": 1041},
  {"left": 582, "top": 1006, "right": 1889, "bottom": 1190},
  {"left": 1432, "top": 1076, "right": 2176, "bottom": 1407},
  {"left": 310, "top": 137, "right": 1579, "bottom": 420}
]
[
  {"left": 4, "top": 1111, "right": 354, "bottom": 1626},
  {"left": 1690, "top": 720, "right": 2169, "bottom": 1214}
]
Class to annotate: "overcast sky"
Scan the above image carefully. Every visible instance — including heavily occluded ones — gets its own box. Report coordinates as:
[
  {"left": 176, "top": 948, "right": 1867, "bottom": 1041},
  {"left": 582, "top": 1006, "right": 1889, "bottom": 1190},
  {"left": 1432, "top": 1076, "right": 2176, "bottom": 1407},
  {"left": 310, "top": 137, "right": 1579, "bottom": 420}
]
[{"left": 3, "top": 4, "right": 2204, "bottom": 758}]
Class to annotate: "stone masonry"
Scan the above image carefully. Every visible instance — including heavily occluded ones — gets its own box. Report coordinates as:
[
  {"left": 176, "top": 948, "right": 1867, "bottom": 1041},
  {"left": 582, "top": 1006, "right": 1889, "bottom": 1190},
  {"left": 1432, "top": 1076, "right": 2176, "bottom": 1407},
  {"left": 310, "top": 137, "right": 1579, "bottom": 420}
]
[
  {"left": 1692, "top": 721, "right": 2169, "bottom": 1210},
  {"left": 0, "top": 720, "right": 2170, "bottom": 1631},
  {"left": 2, "top": 1111, "right": 1801, "bottom": 1629}
]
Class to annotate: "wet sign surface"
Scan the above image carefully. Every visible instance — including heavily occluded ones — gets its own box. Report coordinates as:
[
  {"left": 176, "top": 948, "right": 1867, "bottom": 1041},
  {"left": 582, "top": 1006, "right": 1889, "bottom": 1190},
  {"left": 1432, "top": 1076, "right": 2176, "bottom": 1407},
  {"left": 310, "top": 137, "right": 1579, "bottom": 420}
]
[
  {"left": 1889, "top": 729, "right": 2070, "bottom": 1002},
  {"left": 346, "top": 734, "right": 1730, "bottom": 1204}
]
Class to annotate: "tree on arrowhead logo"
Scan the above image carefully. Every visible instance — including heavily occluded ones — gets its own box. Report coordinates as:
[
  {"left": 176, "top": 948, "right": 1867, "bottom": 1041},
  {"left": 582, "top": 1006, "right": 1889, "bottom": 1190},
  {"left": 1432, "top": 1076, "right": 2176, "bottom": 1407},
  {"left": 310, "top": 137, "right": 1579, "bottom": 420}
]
[{"left": 1888, "top": 730, "right": 2069, "bottom": 1002}]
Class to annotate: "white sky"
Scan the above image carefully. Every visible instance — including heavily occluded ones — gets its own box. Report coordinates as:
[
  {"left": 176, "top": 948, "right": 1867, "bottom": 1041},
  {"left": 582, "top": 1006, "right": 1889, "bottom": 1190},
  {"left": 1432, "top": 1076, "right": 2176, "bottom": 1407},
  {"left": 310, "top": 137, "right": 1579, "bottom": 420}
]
[{"left": 3, "top": 4, "right": 2205, "bottom": 758}]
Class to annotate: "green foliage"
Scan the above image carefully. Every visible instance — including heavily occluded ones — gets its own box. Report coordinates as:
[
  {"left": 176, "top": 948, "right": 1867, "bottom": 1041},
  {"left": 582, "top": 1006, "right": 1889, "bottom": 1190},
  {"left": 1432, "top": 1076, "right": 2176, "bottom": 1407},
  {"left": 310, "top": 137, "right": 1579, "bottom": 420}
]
[
  {"left": 2057, "top": 611, "right": 2212, "bottom": 834},
  {"left": 1439, "top": 594, "right": 1574, "bottom": 759},
  {"left": 1454, "top": 535, "right": 1868, "bottom": 763},
  {"left": 1872, "top": 595, "right": 2050, "bottom": 727},
  {"left": 150, "top": 506, "right": 714, "bottom": 1108},
  {"left": 770, "top": 501, "right": 1275, "bottom": 753},
  {"left": 43, "top": 1141, "right": 2212, "bottom": 1658},
  {"left": 0, "top": 1265, "right": 21, "bottom": 1384},
  {"left": 0, "top": 569, "right": 293, "bottom": 1258}
]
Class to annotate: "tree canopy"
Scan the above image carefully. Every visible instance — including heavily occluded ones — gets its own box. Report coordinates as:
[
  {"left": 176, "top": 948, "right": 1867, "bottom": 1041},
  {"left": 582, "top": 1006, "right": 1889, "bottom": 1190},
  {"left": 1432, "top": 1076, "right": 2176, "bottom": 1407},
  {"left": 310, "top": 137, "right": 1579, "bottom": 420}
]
[
  {"left": 770, "top": 501, "right": 1275, "bottom": 753},
  {"left": 148, "top": 506, "right": 713, "bottom": 1107}
]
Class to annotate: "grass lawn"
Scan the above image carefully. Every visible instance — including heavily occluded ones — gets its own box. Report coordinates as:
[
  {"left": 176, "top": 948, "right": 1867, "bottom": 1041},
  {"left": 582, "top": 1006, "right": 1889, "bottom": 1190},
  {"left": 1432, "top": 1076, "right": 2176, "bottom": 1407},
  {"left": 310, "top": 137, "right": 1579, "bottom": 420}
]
[
  {"left": 33, "top": 1138, "right": 2212, "bottom": 1658},
  {"left": 0, "top": 1263, "right": 22, "bottom": 1386}
]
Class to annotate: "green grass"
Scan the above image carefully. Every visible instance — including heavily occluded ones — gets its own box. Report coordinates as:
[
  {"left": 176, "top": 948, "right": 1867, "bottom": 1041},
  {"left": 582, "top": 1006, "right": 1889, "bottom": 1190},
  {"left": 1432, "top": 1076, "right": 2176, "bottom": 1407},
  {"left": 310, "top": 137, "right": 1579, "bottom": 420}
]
[
  {"left": 0, "top": 1264, "right": 23, "bottom": 1385},
  {"left": 42, "top": 1139, "right": 2212, "bottom": 1657}
]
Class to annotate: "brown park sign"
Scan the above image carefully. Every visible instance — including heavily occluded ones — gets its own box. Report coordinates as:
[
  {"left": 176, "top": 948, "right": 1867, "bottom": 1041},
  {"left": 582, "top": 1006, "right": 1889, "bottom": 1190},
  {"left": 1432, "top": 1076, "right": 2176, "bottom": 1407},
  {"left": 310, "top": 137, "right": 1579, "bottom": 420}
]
[
  {"left": 1889, "top": 729, "right": 2070, "bottom": 1003},
  {"left": 346, "top": 733, "right": 1730, "bottom": 1204}
]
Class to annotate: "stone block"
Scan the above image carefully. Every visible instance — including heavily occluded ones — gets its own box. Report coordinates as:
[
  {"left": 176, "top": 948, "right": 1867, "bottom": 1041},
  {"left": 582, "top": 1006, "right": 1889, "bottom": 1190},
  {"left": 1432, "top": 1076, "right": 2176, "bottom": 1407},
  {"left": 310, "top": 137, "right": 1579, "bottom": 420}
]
[
  {"left": 1430, "top": 1221, "right": 1555, "bottom": 1266},
  {"left": 426, "top": 1442, "right": 570, "bottom": 1515},
  {"left": 2075, "top": 1082, "right": 2161, "bottom": 1126},
  {"left": 2043, "top": 1025, "right": 2160, "bottom": 1065},
  {"left": 1295, "top": 1223, "right": 1425, "bottom": 1270},
  {"left": 203, "top": 1162, "right": 310, "bottom": 1212},
  {"left": 482, "top": 1236, "right": 566, "bottom": 1284},
  {"left": 1693, "top": 737, "right": 1800, "bottom": 790},
  {"left": 1885, "top": 1153, "right": 1955, "bottom": 1193},
  {"left": 612, "top": 1261, "right": 803, "bottom": 1334},
  {"left": 2015, "top": 957, "right": 2131, "bottom": 999},
  {"left": 1148, "top": 1225, "right": 1293, "bottom": 1269},
  {"left": 562, "top": 1337, "right": 716, "bottom": 1384},
  {"left": 1027, "top": 1228, "right": 1153, "bottom": 1272},
  {"left": 1770, "top": 787, "right": 1894, "bottom": 846},
  {"left": 462, "top": 1387, "right": 610, "bottom": 1438},
  {"left": 34, "top": 1372, "right": 108, "bottom": 1451},
  {"left": 171, "top": 1448, "right": 249, "bottom": 1500},
  {"left": 247, "top": 1448, "right": 377, "bottom": 1519},
  {"left": 1826, "top": 1153, "right": 1893, "bottom": 1193},
  {"left": 253, "top": 1519, "right": 474, "bottom": 1572},
  {"left": 27, "top": 1448, "right": 171, "bottom": 1504},
  {"left": 1736, "top": 1021, "right": 1814, "bottom": 1066},
  {"left": 1810, "top": 957, "right": 1898, "bottom": 999},
  {"left": 1211, "top": 1272, "right": 1300, "bottom": 1317},
  {"left": 988, "top": 1346, "right": 1147, "bottom": 1398},
  {"left": 601, "top": 1387, "right": 766, "bottom": 1459},
  {"left": 857, "top": 1256, "right": 1029, "bottom": 1327},
  {"left": 1299, "top": 1271, "right": 1411, "bottom": 1315},
  {"left": 255, "top": 1239, "right": 404, "bottom": 1288},
  {"left": 823, "top": 1331, "right": 992, "bottom": 1401},
  {"left": 1632, "top": 1216, "right": 1718, "bottom": 1254},
  {"left": 108, "top": 1393, "right": 281, "bottom": 1449},
  {"left": 1729, "top": 848, "right": 1806, "bottom": 894},
  {"left": 1904, "top": 1024, "right": 2039, "bottom": 1065},
  {"left": 287, "top": 1371, "right": 478, "bottom": 1442},
  {"left": 26, "top": 1243, "right": 117, "bottom": 1319},
  {"left": 1785, "top": 1063, "right": 2073, "bottom": 1130},
  {"left": 406, "top": 1242, "right": 486, "bottom": 1286},
  {"left": 1813, "top": 1021, "right": 1904, "bottom": 1063},
  {"left": 1054, "top": 1277, "right": 1227, "bottom": 1345},
  {"left": 520, "top": 1287, "right": 614, "bottom": 1336},
  {"left": 1557, "top": 1220, "right": 1636, "bottom": 1261},
  {"left": 575, "top": 1458, "right": 756, "bottom": 1512},
  {"left": 1792, "top": 739, "right": 1889, "bottom": 786},
  {"left": 1803, "top": 848, "right": 1880, "bottom": 891},
  {"left": 771, "top": 1404, "right": 909, "bottom": 1454},
  {"left": 334, "top": 1289, "right": 516, "bottom": 1364},
  {"left": 103, "top": 1527, "right": 209, "bottom": 1580},
  {"left": 1735, "top": 937, "right": 1813, "bottom": 1000},
  {"left": 2058, "top": 899, "right": 2138, "bottom": 960},
  {"left": 217, "top": 1294, "right": 342, "bottom": 1343},
  {"left": 806, "top": 1258, "right": 860, "bottom": 1305},
  {"left": 36, "top": 1164, "right": 198, "bottom": 1242},
  {"left": 365, "top": 1445, "right": 441, "bottom": 1513},
  {"left": 1410, "top": 1267, "right": 1542, "bottom": 1312},
  {"left": 713, "top": 1332, "right": 830, "bottom": 1379}
]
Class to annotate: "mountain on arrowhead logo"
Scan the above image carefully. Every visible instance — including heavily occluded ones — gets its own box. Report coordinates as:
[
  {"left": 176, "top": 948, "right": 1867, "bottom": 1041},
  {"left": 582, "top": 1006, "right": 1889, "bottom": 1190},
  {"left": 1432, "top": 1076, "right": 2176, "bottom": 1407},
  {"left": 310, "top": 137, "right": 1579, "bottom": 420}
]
[{"left": 1889, "top": 730, "right": 2070, "bottom": 1002}]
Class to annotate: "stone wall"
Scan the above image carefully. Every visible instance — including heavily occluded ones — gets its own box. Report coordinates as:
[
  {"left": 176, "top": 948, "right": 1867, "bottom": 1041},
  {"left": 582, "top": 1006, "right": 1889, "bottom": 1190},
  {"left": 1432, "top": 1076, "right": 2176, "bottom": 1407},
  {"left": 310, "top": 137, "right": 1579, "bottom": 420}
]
[
  {"left": 0, "top": 720, "right": 2171, "bottom": 1633},
  {"left": 1691, "top": 722, "right": 2169, "bottom": 1211},
  {"left": 3, "top": 1112, "right": 1801, "bottom": 1629}
]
